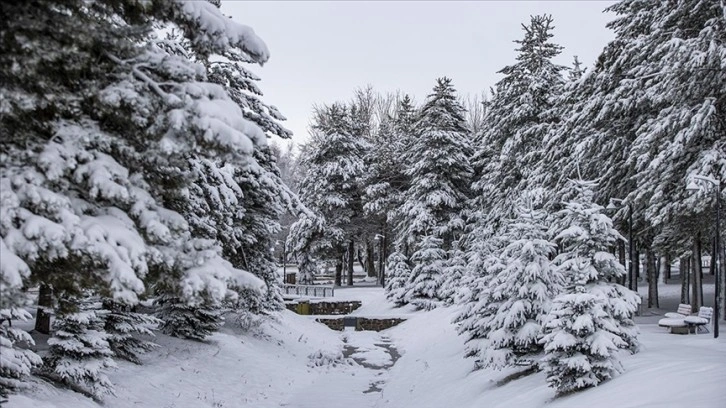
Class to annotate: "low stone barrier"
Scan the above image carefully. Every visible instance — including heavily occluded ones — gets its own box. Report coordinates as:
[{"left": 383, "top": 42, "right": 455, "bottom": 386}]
[
  {"left": 315, "top": 317, "right": 405, "bottom": 332},
  {"left": 285, "top": 300, "right": 362, "bottom": 315}
]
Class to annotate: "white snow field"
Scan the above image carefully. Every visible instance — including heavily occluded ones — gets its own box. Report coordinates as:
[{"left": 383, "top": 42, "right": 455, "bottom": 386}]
[{"left": 6, "top": 285, "right": 726, "bottom": 408}]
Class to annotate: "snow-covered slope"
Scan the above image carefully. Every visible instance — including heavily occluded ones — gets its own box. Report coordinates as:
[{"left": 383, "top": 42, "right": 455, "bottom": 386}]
[{"left": 7, "top": 287, "right": 726, "bottom": 408}]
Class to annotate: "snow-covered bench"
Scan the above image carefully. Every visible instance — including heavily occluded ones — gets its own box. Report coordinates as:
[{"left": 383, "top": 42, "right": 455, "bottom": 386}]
[
  {"left": 659, "top": 304, "right": 693, "bottom": 334},
  {"left": 658, "top": 318, "right": 692, "bottom": 334},
  {"left": 658, "top": 306, "right": 713, "bottom": 335},
  {"left": 684, "top": 307, "right": 713, "bottom": 334},
  {"left": 664, "top": 303, "right": 692, "bottom": 319}
]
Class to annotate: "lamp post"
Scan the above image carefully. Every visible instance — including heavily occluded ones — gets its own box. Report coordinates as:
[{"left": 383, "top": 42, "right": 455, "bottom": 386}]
[
  {"left": 687, "top": 175, "right": 722, "bottom": 339},
  {"left": 608, "top": 199, "right": 635, "bottom": 292}
]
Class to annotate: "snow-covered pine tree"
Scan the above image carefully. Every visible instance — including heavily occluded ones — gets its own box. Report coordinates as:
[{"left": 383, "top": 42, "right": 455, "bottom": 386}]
[
  {"left": 102, "top": 299, "right": 161, "bottom": 364},
  {"left": 43, "top": 298, "right": 116, "bottom": 399},
  {"left": 541, "top": 179, "right": 640, "bottom": 395},
  {"left": 453, "top": 242, "right": 505, "bottom": 361},
  {"left": 384, "top": 249, "right": 412, "bottom": 306},
  {"left": 437, "top": 240, "right": 468, "bottom": 305},
  {"left": 155, "top": 294, "right": 223, "bottom": 341},
  {"left": 1, "top": 0, "right": 275, "bottom": 355},
  {"left": 472, "top": 14, "right": 566, "bottom": 226},
  {"left": 0, "top": 238, "right": 42, "bottom": 396},
  {"left": 568, "top": 56, "right": 586, "bottom": 82},
  {"left": 541, "top": 1, "right": 725, "bottom": 305},
  {"left": 405, "top": 235, "right": 447, "bottom": 310},
  {"left": 479, "top": 202, "right": 561, "bottom": 369},
  {"left": 0, "top": 310, "right": 42, "bottom": 398},
  {"left": 398, "top": 78, "right": 473, "bottom": 251},
  {"left": 291, "top": 103, "right": 369, "bottom": 285},
  {"left": 364, "top": 94, "right": 417, "bottom": 255}
]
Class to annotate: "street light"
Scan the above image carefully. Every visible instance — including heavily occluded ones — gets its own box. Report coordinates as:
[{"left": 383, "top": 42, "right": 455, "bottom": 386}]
[
  {"left": 608, "top": 198, "right": 635, "bottom": 293},
  {"left": 686, "top": 174, "right": 722, "bottom": 339}
]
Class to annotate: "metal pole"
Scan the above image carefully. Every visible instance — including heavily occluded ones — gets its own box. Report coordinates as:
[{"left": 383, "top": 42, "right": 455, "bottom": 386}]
[
  {"left": 715, "top": 181, "right": 721, "bottom": 338},
  {"left": 629, "top": 204, "right": 635, "bottom": 292}
]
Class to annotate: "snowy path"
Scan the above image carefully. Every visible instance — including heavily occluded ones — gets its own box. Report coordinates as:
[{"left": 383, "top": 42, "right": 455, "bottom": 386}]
[{"left": 279, "top": 330, "right": 401, "bottom": 408}]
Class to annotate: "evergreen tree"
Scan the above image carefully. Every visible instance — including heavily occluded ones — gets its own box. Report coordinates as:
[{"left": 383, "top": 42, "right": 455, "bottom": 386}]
[
  {"left": 453, "top": 246, "right": 505, "bottom": 361},
  {"left": 542, "top": 1, "right": 724, "bottom": 298},
  {"left": 398, "top": 77, "right": 473, "bottom": 253},
  {"left": 0, "top": 309, "right": 42, "bottom": 398},
  {"left": 479, "top": 202, "right": 561, "bottom": 369},
  {"left": 405, "top": 235, "right": 447, "bottom": 310},
  {"left": 437, "top": 240, "right": 468, "bottom": 304},
  {"left": 102, "top": 300, "right": 160, "bottom": 365},
  {"left": 384, "top": 249, "right": 411, "bottom": 306},
  {"left": 286, "top": 213, "right": 325, "bottom": 285},
  {"left": 1, "top": 0, "right": 279, "bottom": 353},
  {"left": 43, "top": 299, "right": 116, "bottom": 399},
  {"left": 155, "top": 294, "right": 223, "bottom": 341},
  {"left": 472, "top": 14, "right": 566, "bottom": 225},
  {"left": 541, "top": 180, "right": 640, "bottom": 395},
  {"left": 291, "top": 104, "right": 369, "bottom": 284}
]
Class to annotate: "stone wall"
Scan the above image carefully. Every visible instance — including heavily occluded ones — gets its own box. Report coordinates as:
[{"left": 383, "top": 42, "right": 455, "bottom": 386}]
[
  {"left": 357, "top": 317, "right": 405, "bottom": 331},
  {"left": 285, "top": 300, "right": 362, "bottom": 315},
  {"left": 315, "top": 318, "right": 345, "bottom": 331},
  {"left": 315, "top": 317, "right": 405, "bottom": 332}
]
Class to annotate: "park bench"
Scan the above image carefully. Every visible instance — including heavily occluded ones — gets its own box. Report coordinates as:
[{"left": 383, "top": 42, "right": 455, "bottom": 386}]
[
  {"left": 658, "top": 305, "right": 713, "bottom": 335},
  {"left": 684, "top": 307, "right": 713, "bottom": 334},
  {"left": 663, "top": 303, "right": 692, "bottom": 319}
]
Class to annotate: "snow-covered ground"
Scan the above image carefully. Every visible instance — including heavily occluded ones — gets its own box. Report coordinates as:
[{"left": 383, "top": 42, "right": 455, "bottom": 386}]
[{"left": 7, "top": 283, "right": 726, "bottom": 408}]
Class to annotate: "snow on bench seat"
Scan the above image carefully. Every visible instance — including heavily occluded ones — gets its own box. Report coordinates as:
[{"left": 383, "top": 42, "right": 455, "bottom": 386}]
[
  {"left": 684, "top": 316, "right": 708, "bottom": 325},
  {"left": 658, "top": 318, "right": 688, "bottom": 328}
]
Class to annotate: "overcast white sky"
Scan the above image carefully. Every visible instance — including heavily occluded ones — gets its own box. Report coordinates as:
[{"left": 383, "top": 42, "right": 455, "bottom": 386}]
[{"left": 221, "top": 1, "right": 618, "bottom": 147}]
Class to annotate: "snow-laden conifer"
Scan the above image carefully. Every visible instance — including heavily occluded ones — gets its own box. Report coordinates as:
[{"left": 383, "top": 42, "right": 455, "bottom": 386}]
[
  {"left": 43, "top": 299, "right": 116, "bottom": 399},
  {"left": 384, "top": 249, "right": 411, "bottom": 306},
  {"left": 479, "top": 202, "right": 561, "bottom": 369},
  {"left": 541, "top": 180, "right": 639, "bottom": 395},
  {"left": 102, "top": 300, "right": 160, "bottom": 364},
  {"left": 438, "top": 241, "right": 468, "bottom": 305},
  {"left": 405, "top": 236, "right": 447, "bottom": 310}
]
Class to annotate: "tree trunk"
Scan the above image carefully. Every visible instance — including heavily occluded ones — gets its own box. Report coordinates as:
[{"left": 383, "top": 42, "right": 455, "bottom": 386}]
[
  {"left": 366, "top": 240, "right": 376, "bottom": 278},
  {"left": 34, "top": 283, "right": 53, "bottom": 334},
  {"left": 347, "top": 239, "right": 354, "bottom": 286},
  {"left": 646, "top": 249, "right": 659, "bottom": 308},
  {"left": 634, "top": 247, "right": 640, "bottom": 290},
  {"left": 379, "top": 232, "right": 388, "bottom": 287},
  {"left": 692, "top": 234, "right": 703, "bottom": 311},
  {"left": 356, "top": 247, "right": 365, "bottom": 275},
  {"left": 618, "top": 240, "right": 627, "bottom": 285},
  {"left": 335, "top": 250, "right": 343, "bottom": 287},
  {"left": 680, "top": 256, "right": 690, "bottom": 304},
  {"left": 664, "top": 253, "right": 671, "bottom": 282},
  {"left": 658, "top": 255, "right": 670, "bottom": 283}
]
